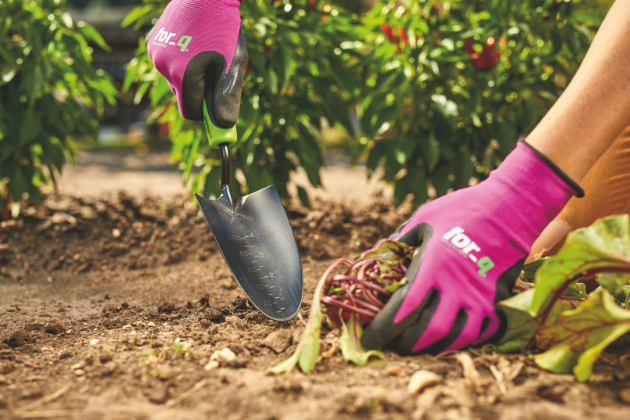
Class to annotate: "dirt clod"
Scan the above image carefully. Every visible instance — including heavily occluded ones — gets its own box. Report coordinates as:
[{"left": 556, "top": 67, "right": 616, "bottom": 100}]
[
  {"left": 0, "top": 362, "right": 14, "bottom": 374},
  {"left": 4, "top": 330, "right": 27, "bottom": 348},
  {"left": 619, "top": 388, "right": 630, "bottom": 404},
  {"left": 44, "top": 319, "right": 65, "bottom": 334},
  {"left": 231, "top": 296, "right": 248, "bottom": 311},
  {"left": 206, "top": 308, "right": 225, "bottom": 323},
  {"left": 148, "top": 385, "right": 169, "bottom": 404}
]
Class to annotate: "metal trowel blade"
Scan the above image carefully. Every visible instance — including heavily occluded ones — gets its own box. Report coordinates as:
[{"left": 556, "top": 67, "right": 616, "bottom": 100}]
[{"left": 194, "top": 185, "right": 303, "bottom": 321}]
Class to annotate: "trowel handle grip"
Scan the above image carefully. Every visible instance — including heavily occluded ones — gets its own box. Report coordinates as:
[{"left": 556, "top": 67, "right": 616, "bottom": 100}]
[{"left": 203, "top": 99, "right": 238, "bottom": 148}]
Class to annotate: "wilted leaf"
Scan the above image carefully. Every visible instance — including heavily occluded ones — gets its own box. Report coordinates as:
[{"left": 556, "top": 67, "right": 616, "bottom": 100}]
[
  {"left": 339, "top": 313, "right": 384, "bottom": 366},
  {"left": 267, "top": 260, "right": 328, "bottom": 374}
]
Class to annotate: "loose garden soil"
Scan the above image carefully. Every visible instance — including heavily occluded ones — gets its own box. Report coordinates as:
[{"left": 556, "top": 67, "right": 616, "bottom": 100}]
[{"left": 2, "top": 182, "right": 630, "bottom": 419}]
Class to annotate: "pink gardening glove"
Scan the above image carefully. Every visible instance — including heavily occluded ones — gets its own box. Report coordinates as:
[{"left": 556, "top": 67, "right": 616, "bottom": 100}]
[
  {"left": 146, "top": 0, "right": 246, "bottom": 126},
  {"left": 362, "top": 141, "right": 584, "bottom": 354}
]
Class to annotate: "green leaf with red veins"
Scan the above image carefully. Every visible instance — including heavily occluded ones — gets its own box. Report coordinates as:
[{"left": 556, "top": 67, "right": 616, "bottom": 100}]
[
  {"left": 531, "top": 215, "right": 630, "bottom": 316},
  {"left": 339, "top": 314, "right": 384, "bottom": 366},
  {"left": 497, "top": 289, "right": 578, "bottom": 353},
  {"left": 534, "top": 289, "right": 630, "bottom": 382},
  {"left": 596, "top": 273, "right": 630, "bottom": 303}
]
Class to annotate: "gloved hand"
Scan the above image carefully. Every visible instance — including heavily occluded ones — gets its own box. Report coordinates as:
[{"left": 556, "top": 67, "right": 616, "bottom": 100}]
[
  {"left": 146, "top": 0, "right": 247, "bottom": 126},
  {"left": 362, "top": 141, "right": 584, "bottom": 354}
]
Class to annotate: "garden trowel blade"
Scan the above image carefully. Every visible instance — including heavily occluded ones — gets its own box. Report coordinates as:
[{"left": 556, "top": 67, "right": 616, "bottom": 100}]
[{"left": 194, "top": 185, "right": 303, "bottom": 321}]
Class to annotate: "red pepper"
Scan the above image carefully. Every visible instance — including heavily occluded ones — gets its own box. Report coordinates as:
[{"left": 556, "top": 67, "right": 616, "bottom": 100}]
[
  {"left": 464, "top": 38, "right": 501, "bottom": 71},
  {"left": 380, "top": 22, "right": 398, "bottom": 45},
  {"left": 308, "top": 0, "right": 315, "bottom": 12},
  {"left": 398, "top": 27, "right": 409, "bottom": 45}
]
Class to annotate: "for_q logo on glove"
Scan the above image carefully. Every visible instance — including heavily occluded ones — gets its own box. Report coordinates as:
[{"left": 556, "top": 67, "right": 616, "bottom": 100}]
[
  {"left": 152, "top": 27, "right": 192, "bottom": 52},
  {"left": 442, "top": 227, "right": 495, "bottom": 277}
]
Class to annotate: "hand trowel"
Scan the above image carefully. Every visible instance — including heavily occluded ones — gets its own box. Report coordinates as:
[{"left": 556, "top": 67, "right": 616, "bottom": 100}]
[{"left": 194, "top": 100, "right": 303, "bottom": 321}]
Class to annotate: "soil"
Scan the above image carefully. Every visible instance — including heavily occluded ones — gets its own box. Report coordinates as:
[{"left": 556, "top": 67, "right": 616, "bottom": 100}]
[{"left": 2, "top": 158, "right": 630, "bottom": 419}]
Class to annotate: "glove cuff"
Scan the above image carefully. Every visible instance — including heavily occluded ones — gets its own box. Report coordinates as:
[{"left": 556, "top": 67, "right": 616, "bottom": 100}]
[
  {"left": 518, "top": 139, "right": 584, "bottom": 198},
  {"left": 479, "top": 141, "right": 581, "bottom": 249}
]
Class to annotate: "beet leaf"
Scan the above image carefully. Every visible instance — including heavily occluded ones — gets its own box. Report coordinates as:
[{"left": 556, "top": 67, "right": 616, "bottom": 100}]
[
  {"left": 339, "top": 313, "right": 384, "bottom": 366},
  {"left": 530, "top": 215, "right": 630, "bottom": 316},
  {"left": 534, "top": 289, "right": 630, "bottom": 381}
]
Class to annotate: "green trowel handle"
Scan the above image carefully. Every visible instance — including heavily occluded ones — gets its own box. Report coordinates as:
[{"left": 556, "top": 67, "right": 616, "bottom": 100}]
[{"left": 203, "top": 99, "right": 238, "bottom": 148}]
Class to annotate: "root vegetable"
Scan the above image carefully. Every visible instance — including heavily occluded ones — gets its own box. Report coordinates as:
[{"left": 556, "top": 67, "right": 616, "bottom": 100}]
[{"left": 267, "top": 239, "right": 416, "bottom": 374}]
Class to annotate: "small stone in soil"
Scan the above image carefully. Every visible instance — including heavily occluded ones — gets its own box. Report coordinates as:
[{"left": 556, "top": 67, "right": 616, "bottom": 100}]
[
  {"left": 204, "top": 360, "right": 219, "bottom": 371},
  {"left": 263, "top": 329, "right": 292, "bottom": 354},
  {"left": 59, "top": 351, "right": 73, "bottom": 360},
  {"left": 619, "top": 388, "right": 630, "bottom": 404},
  {"left": 386, "top": 366, "right": 402, "bottom": 376},
  {"left": 44, "top": 320, "right": 65, "bottom": 335},
  {"left": 407, "top": 370, "right": 441, "bottom": 395}
]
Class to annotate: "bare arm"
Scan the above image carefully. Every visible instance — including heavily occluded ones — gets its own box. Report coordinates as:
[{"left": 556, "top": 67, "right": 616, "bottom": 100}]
[{"left": 527, "top": 0, "right": 630, "bottom": 182}]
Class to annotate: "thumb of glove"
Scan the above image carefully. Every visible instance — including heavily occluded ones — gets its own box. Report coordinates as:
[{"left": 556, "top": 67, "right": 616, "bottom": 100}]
[{"left": 203, "top": 28, "right": 248, "bottom": 128}]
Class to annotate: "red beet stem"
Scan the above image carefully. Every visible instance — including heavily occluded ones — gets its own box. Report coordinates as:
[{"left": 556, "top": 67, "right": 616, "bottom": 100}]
[
  {"left": 352, "top": 298, "right": 382, "bottom": 313},
  {"left": 327, "top": 275, "right": 391, "bottom": 296},
  {"left": 321, "top": 296, "right": 377, "bottom": 319},
  {"left": 359, "top": 285, "right": 386, "bottom": 308}
]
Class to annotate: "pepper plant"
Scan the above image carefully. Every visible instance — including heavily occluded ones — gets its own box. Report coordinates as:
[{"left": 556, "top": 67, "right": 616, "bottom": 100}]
[
  {"left": 0, "top": 0, "right": 116, "bottom": 217},
  {"left": 124, "top": 0, "right": 363, "bottom": 206},
  {"left": 355, "top": 0, "right": 606, "bottom": 207}
]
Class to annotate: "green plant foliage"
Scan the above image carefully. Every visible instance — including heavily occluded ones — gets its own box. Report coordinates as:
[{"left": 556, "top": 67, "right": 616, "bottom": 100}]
[
  {"left": 531, "top": 214, "right": 630, "bottom": 315},
  {"left": 339, "top": 313, "right": 384, "bottom": 366},
  {"left": 534, "top": 289, "right": 630, "bottom": 382},
  {"left": 498, "top": 215, "right": 630, "bottom": 381},
  {"left": 266, "top": 253, "right": 329, "bottom": 374},
  {"left": 124, "top": 0, "right": 361, "bottom": 206},
  {"left": 268, "top": 240, "right": 409, "bottom": 374},
  {"left": 356, "top": 0, "right": 604, "bottom": 207},
  {"left": 0, "top": 0, "right": 116, "bottom": 217},
  {"left": 125, "top": 0, "right": 605, "bottom": 208}
]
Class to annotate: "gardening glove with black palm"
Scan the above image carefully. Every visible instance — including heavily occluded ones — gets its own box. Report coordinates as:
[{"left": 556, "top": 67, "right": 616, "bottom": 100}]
[
  {"left": 146, "top": 0, "right": 247, "bottom": 126},
  {"left": 362, "top": 141, "right": 584, "bottom": 354}
]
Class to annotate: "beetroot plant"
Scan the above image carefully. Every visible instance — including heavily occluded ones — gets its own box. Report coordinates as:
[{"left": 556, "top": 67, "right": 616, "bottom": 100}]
[
  {"left": 267, "top": 239, "right": 416, "bottom": 374},
  {"left": 269, "top": 215, "right": 630, "bottom": 382}
]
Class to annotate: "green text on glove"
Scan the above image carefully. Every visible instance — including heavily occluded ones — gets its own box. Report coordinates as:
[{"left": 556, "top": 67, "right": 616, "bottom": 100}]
[
  {"left": 153, "top": 28, "right": 192, "bottom": 52},
  {"left": 443, "top": 227, "right": 495, "bottom": 277}
]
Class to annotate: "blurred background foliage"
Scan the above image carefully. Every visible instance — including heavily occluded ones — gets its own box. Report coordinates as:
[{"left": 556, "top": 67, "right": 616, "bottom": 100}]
[
  {"left": 357, "top": 0, "right": 608, "bottom": 207},
  {"left": 0, "top": 0, "right": 615, "bottom": 215},
  {"left": 124, "top": 0, "right": 610, "bottom": 208},
  {"left": 124, "top": 0, "right": 363, "bottom": 207},
  {"left": 0, "top": 0, "right": 116, "bottom": 217}
]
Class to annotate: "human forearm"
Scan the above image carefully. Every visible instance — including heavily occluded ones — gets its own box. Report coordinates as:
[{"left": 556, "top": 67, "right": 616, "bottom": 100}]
[{"left": 527, "top": 0, "right": 630, "bottom": 182}]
